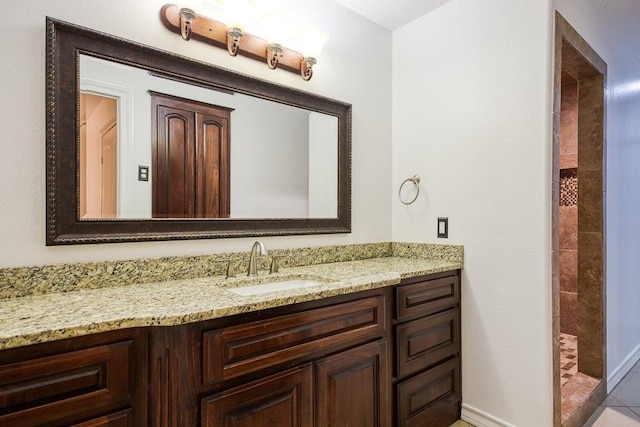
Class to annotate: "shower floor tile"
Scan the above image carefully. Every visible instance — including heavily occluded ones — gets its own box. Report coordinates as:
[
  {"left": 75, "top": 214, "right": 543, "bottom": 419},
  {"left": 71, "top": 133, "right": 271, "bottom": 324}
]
[{"left": 561, "top": 333, "right": 579, "bottom": 386}]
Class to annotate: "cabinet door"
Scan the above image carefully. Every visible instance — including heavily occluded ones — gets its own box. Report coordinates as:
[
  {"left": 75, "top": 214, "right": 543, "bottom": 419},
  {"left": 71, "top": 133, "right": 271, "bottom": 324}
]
[
  {"left": 315, "top": 340, "right": 390, "bottom": 427},
  {"left": 396, "top": 358, "right": 460, "bottom": 427},
  {"left": 201, "top": 364, "right": 313, "bottom": 427}
]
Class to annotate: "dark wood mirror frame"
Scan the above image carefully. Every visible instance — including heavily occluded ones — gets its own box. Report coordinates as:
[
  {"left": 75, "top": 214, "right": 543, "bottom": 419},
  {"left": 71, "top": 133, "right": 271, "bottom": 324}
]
[{"left": 46, "top": 18, "right": 351, "bottom": 245}]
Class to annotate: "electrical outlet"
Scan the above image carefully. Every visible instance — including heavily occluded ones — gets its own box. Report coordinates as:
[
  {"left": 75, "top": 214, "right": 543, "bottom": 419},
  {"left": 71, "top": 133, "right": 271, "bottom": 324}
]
[{"left": 437, "top": 217, "right": 448, "bottom": 238}]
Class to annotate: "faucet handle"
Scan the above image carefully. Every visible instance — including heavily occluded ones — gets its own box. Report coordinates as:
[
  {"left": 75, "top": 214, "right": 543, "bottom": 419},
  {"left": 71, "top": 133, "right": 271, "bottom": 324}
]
[
  {"left": 225, "top": 260, "right": 236, "bottom": 279},
  {"left": 269, "top": 255, "right": 289, "bottom": 274}
]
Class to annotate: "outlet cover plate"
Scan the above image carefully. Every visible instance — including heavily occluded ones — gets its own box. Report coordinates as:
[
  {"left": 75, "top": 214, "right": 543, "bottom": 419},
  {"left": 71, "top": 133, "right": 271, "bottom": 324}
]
[{"left": 437, "top": 217, "right": 448, "bottom": 238}]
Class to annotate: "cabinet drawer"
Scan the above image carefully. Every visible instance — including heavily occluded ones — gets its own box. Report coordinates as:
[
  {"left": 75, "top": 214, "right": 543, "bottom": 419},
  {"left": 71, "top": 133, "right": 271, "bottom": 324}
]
[
  {"left": 396, "top": 309, "right": 459, "bottom": 378},
  {"left": 396, "top": 274, "right": 459, "bottom": 321},
  {"left": 397, "top": 358, "right": 460, "bottom": 427},
  {"left": 72, "top": 409, "right": 133, "bottom": 427},
  {"left": 0, "top": 340, "right": 133, "bottom": 426},
  {"left": 202, "top": 295, "right": 386, "bottom": 384},
  {"left": 201, "top": 364, "right": 313, "bottom": 427}
]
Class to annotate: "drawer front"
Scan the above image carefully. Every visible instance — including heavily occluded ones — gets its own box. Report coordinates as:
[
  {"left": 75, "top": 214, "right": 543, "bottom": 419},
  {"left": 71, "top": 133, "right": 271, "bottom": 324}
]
[
  {"left": 396, "top": 309, "right": 459, "bottom": 378},
  {"left": 396, "top": 274, "right": 459, "bottom": 321},
  {"left": 201, "top": 364, "right": 313, "bottom": 427},
  {"left": 397, "top": 358, "right": 460, "bottom": 427},
  {"left": 72, "top": 409, "right": 133, "bottom": 427},
  {"left": 0, "top": 340, "right": 133, "bottom": 426},
  {"left": 202, "top": 295, "right": 386, "bottom": 384}
]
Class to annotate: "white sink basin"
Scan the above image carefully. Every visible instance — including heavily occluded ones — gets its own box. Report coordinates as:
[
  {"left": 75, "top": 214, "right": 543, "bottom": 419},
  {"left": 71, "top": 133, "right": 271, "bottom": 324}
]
[{"left": 228, "top": 279, "right": 324, "bottom": 296}]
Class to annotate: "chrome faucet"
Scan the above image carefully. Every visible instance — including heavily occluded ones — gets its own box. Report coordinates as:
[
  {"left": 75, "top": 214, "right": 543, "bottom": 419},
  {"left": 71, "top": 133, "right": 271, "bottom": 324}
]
[{"left": 247, "top": 241, "right": 267, "bottom": 276}]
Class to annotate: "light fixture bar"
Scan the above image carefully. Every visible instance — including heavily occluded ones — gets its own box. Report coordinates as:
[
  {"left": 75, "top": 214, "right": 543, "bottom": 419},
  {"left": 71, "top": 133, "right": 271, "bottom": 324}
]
[{"left": 160, "top": 4, "right": 307, "bottom": 77}]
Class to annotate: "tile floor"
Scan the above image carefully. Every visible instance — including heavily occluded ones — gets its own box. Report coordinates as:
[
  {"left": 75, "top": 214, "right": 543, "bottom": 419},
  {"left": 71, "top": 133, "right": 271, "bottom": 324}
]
[
  {"left": 561, "top": 333, "right": 579, "bottom": 386},
  {"left": 585, "top": 360, "right": 640, "bottom": 426},
  {"left": 560, "top": 333, "right": 601, "bottom": 423}
]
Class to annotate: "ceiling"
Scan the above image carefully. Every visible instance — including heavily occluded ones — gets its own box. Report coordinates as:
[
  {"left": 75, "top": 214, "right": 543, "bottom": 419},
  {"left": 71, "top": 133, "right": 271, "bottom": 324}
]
[
  {"left": 331, "top": 0, "right": 452, "bottom": 30},
  {"left": 332, "top": 0, "right": 640, "bottom": 65},
  {"left": 591, "top": 0, "right": 640, "bottom": 66}
]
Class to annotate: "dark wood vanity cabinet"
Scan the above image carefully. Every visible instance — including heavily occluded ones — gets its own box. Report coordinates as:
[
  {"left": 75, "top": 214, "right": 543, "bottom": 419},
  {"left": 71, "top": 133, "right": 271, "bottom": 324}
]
[
  {"left": 393, "top": 272, "right": 462, "bottom": 427},
  {"left": 0, "top": 270, "right": 460, "bottom": 427},
  {"left": 149, "top": 288, "right": 392, "bottom": 427},
  {"left": 201, "top": 339, "right": 389, "bottom": 427},
  {"left": 0, "top": 328, "right": 148, "bottom": 427}
]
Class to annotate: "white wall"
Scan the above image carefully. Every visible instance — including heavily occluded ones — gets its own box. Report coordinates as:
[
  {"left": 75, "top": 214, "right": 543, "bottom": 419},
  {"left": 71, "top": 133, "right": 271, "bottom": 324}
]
[
  {"left": 0, "top": 0, "right": 392, "bottom": 267},
  {"left": 392, "top": 0, "right": 554, "bottom": 426},
  {"left": 555, "top": 0, "right": 640, "bottom": 391}
]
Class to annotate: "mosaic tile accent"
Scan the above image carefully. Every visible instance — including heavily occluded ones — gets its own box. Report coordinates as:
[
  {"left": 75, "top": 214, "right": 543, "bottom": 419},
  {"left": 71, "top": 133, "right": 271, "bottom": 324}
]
[
  {"left": 560, "top": 168, "right": 578, "bottom": 206},
  {"left": 0, "top": 242, "right": 462, "bottom": 299},
  {"left": 560, "top": 333, "right": 578, "bottom": 386}
]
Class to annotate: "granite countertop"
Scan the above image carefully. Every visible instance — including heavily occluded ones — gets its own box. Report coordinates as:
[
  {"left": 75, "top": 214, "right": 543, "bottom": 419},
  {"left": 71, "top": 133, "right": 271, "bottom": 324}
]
[{"left": 0, "top": 256, "right": 461, "bottom": 350}]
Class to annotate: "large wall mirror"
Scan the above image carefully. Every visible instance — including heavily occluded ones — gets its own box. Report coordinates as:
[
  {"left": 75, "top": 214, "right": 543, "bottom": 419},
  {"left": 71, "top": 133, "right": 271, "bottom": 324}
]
[{"left": 46, "top": 18, "right": 351, "bottom": 245}]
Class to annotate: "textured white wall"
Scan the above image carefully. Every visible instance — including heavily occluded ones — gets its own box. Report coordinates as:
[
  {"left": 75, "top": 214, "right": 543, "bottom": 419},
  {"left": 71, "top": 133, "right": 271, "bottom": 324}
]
[
  {"left": 555, "top": 0, "right": 640, "bottom": 391},
  {"left": 0, "top": 0, "right": 392, "bottom": 267},
  {"left": 391, "top": 0, "right": 554, "bottom": 426}
]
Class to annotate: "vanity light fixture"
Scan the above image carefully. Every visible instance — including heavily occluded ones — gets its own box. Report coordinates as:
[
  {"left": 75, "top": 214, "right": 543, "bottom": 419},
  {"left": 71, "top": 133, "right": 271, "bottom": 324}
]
[
  {"left": 178, "top": 7, "right": 197, "bottom": 40},
  {"left": 296, "top": 28, "right": 330, "bottom": 81},
  {"left": 160, "top": 3, "right": 328, "bottom": 80},
  {"left": 260, "top": 12, "right": 294, "bottom": 70},
  {"left": 226, "top": 27, "right": 244, "bottom": 56},
  {"left": 217, "top": 0, "right": 251, "bottom": 56}
]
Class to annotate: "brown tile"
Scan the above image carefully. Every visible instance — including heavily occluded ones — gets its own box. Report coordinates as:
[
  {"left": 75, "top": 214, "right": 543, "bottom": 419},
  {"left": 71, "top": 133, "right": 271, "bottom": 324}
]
[
  {"left": 560, "top": 291, "right": 578, "bottom": 336},
  {"left": 553, "top": 21, "right": 563, "bottom": 115},
  {"left": 553, "top": 112, "right": 561, "bottom": 183},
  {"left": 561, "top": 80, "right": 578, "bottom": 112},
  {"left": 560, "top": 109, "right": 578, "bottom": 156},
  {"left": 578, "top": 231, "right": 604, "bottom": 296},
  {"left": 578, "top": 239, "right": 605, "bottom": 377},
  {"left": 578, "top": 169, "right": 603, "bottom": 233},
  {"left": 559, "top": 206, "right": 578, "bottom": 249},
  {"left": 560, "top": 154, "right": 578, "bottom": 169},
  {"left": 560, "top": 250, "right": 578, "bottom": 292},
  {"left": 578, "top": 77, "right": 604, "bottom": 172}
]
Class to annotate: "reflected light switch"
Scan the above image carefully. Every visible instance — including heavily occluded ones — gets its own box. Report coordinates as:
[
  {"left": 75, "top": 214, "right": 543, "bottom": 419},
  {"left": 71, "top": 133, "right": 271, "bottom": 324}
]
[{"left": 138, "top": 165, "right": 149, "bottom": 182}]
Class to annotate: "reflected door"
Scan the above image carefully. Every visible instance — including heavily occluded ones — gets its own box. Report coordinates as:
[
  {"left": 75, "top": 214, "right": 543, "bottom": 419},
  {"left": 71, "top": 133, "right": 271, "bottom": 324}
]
[
  {"left": 79, "top": 93, "right": 118, "bottom": 219},
  {"left": 151, "top": 93, "right": 231, "bottom": 218},
  {"left": 100, "top": 122, "right": 118, "bottom": 218}
]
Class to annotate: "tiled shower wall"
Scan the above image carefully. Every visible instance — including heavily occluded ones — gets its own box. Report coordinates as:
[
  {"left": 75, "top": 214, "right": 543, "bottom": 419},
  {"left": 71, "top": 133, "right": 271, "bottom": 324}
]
[{"left": 559, "top": 79, "right": 578, "bottom": 336}]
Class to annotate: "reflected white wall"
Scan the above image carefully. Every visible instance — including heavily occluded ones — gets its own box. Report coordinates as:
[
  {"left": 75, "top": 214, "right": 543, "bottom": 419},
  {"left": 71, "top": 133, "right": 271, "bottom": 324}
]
[{"left": 308, "top": 112, "right": 338, "bottom": 217}]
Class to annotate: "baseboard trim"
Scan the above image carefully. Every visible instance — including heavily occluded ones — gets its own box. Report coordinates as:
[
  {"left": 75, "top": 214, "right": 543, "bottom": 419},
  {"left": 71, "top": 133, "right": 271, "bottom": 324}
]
[
  {"left": 461, "top": 403, "right": 515, "bottom": 427},
  {"left": 607, "top": 343, "right": 640, "bottom": 393}
]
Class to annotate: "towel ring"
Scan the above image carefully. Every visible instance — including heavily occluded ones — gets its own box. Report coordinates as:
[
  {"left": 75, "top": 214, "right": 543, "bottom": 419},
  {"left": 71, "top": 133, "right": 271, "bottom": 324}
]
[{"left": 399, "top": 175, "right": 420, "bottom": 205}]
